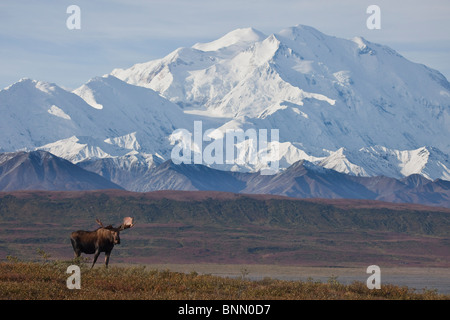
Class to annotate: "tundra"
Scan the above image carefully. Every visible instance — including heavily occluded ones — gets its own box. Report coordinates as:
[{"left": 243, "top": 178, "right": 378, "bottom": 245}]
[{"left": 70, "top": 217, "right": 134, "bottom": 268}]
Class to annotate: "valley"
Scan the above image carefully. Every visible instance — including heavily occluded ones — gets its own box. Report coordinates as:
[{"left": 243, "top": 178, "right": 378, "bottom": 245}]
[{"left": 1, "top": 190, "right": 448, "bottom": 268}]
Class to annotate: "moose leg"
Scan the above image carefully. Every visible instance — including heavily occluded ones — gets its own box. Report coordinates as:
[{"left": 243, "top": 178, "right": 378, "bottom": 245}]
[
  {"left": 105, "top": 251, "right": 111, "bottom": 268},
  {"left": 91, "top": 250, "right": 100, "bottom": 269},
  {"left": 70, "top": 238, "right": 81, "bottom": 258}
]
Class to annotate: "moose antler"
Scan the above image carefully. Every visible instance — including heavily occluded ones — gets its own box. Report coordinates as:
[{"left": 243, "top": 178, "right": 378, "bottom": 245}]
[
  {"left": 119, "top": 217, "right": 134, "bottom": 231},
  {"left": 95, "top": 218, "right": 104, "bottom": 228}
]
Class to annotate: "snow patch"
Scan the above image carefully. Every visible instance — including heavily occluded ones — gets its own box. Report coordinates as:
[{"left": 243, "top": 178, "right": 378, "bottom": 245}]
[
  {"left": 73, "top": 85, "right": 104, "bottom": 109},
  {"left": 440, "top": 90, "right": 450, "bottom": 97},
  {"left": 47, "top": 105, "right": 71, "bottom": 120}
]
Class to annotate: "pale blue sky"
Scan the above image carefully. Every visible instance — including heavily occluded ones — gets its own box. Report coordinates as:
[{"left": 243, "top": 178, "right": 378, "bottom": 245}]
[{"left": 1, "top": 0, "right": 449, "bottom": 90}]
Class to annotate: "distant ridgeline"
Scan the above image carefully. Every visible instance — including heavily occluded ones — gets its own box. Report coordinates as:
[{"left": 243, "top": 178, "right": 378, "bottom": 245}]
[{"left": 0, "top": 190, "right": 449, "bottom": 267}]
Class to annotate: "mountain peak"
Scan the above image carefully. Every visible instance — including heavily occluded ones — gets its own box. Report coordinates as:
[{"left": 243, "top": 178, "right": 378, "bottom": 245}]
[
  {"left": 401, "top": 174, "right": 432, "bottom": 188},
  {"left": 81, "top": 74, "right": 128, "bottom": 90},
  {"left": 17, "top": 77, "right": 35, "bottom": 84},
  {"left": 4, "top": 78, "right": 55, "bottom": 93},
  {"left": 192, "top": 27, "right": 266, "bottom": 51},
  {"left": 277, "top": 24, "right": 327, "bottom": 40}
]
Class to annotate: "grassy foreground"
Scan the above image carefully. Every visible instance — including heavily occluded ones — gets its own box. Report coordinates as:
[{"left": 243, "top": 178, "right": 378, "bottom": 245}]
[{"left": 0, "top": 258, "right": 448, "bottom": 300}]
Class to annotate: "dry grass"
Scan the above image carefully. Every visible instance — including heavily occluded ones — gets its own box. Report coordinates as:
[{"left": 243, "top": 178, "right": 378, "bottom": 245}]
[{"left": 0, "top": 257, "right": 448, "bottom": 300}]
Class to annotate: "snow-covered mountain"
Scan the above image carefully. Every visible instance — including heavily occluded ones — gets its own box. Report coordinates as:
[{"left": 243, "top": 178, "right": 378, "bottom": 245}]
[
  {"left": 1, "top": 24, "right": 449, "bottom": 184},
  {"left": 112, "top": 25, "right": 450, "bottom": 151},
  {"left": 111, "top": 24, "right": 450, "bottom": 180},
  {"left": 0, "top": 75, "right": 196, "bottom": 169}
]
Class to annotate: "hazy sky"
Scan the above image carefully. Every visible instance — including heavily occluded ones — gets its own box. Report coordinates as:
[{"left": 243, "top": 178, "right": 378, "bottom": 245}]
[{"left": 1, "top": 0, "right": 449, "bottom": 90}]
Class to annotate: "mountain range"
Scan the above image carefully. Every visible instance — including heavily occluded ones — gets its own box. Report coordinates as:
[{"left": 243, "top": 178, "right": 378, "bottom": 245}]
[
  {"left": 0, "top": 24, "right": 449, "bottom": 205},
  {"left": 1, "top": 150, "right": 449, "bottom": 208}
]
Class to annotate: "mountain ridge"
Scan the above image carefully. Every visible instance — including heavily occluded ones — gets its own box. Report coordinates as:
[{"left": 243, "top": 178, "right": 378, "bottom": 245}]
[
  {"left": 79, "top": 155, "right": 450, "bottom": 208},
  {"left": 0, "top": 150, "right": 123, "bottom": 191}
]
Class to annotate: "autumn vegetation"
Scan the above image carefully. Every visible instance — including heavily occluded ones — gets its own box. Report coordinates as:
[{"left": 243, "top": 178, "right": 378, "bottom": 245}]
[
  {"left": 1, "top": 191, "right": 449, "bottom": 300},
  {"left": 0, "top": 256, "right": 447, "bottom": 300}
]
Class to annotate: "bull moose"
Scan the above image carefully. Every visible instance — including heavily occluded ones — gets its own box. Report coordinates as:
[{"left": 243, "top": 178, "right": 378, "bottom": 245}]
[{"left": 70, "top": 217, "right": 134, "bottom": 268}]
